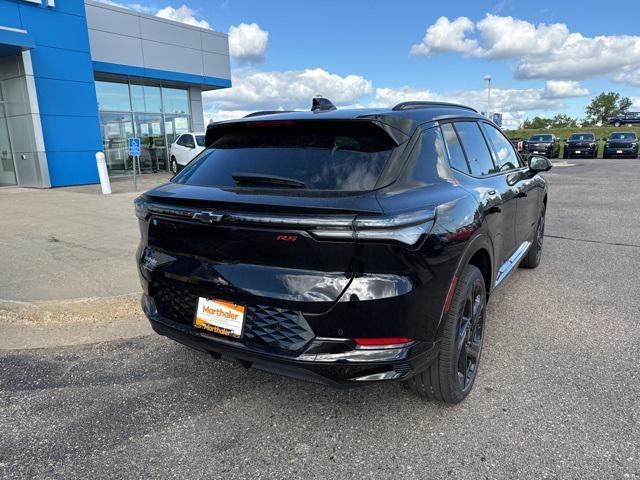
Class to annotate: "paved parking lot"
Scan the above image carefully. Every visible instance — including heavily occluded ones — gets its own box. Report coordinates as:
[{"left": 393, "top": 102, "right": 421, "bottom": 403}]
[{"left": 1, "top": 159, "right": 639, "bottom": 479}]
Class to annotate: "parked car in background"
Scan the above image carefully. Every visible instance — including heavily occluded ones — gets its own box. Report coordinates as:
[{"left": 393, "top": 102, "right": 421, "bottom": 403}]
[
  {"left": 564, "top": 133, "right": 598, "bottom": 159},
  {"left": 169, "top": 132, "right": 206, "bottom": 172},
  {"left": 603, "top": 132, "right": 639, "bottom": 158},
  {"left": 135, "top": 99, "right": 551, "bottom": 404},
  {"left": 527, "top": 134, "right": 560, "bottom": 158},
  {"left": 607, "top": 112, "right": 640, "bottom": 127},
  {"left": 509, "top": 137, "right": 528, "bottom": 154}
]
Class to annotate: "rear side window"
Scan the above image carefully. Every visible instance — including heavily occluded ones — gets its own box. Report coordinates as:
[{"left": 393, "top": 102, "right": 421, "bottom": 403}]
[
  {"left": 174, "top": 122, "right": 396, "bottom": 191},
  {"left": 454, "top": 122, "right": 496, "bottom": 176},
  {"left": 195, "top": 135, "right": 205, "bottom": 147},
  {"left": 441, "top": 123, "right": 470, "bottom": 174},
  {"left": 481, "top": 123, "right": 522, "bottom": 171}
]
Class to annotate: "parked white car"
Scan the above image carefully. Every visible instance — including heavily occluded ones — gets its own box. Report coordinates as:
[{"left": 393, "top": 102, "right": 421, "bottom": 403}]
[{"left": 169, "top": 132, "right": 206, "bottom": 172}]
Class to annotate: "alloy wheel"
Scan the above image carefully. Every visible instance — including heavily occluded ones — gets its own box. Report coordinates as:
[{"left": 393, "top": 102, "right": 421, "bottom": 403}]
[{"left": 455, "top": 281, "right": 485, "bottom": 392}]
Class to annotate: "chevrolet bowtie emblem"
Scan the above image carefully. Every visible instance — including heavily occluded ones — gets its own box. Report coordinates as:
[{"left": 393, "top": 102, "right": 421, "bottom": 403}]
[{"left": 192, "top": 210, "right": 224, "bottom": 223}]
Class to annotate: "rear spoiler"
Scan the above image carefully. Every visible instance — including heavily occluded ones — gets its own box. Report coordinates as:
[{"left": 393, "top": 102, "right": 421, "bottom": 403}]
[{"left": 204, "top": 119, "right": 410, "bottom": 148}]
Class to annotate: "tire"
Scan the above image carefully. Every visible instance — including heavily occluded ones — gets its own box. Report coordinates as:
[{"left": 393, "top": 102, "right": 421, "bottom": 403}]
[
  {"left": 170, "top": 157, "right": 178, "bottom": 173},
  {"left": 521, "top": 204, "right": 546, "bottom": 269},
  {"left": 614, "top": 122, "right": 621, "bottom": 127},
  {"left": 407, "top": 264, "right": 486, "bottom": 404}
]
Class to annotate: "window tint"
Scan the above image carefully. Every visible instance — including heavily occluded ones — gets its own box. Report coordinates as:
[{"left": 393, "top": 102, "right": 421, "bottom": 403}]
[
  {"left": 176, "top": 135, "right": 188, "bottom": 146},
  {"left": 401, "top": 127, "right": 448, "bottom": 186},
  {"left": 441, "top": 123, "right": 470, "bottom": 173},
  {"left": 454, "top": 122, "right": 496, "bottom": 176},
  {"left": 183, "top": 135, "right": 196, "bottom": 148},
  {"left": 481, "top": 123, "right": 521, "bottom": 172},
  {"left": 174, "top": 122, "right": 396, "bottom": 191},
  {"left": 195, "top": 135, "right": 206, "bottom": 147}
]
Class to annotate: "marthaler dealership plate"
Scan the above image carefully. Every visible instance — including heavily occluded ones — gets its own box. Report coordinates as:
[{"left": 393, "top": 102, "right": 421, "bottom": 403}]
[{"left": 194, "top": 298, "right": 245, "bottom": 338}]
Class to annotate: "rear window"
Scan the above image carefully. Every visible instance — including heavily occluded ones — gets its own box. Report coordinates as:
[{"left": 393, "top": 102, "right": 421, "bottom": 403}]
[{"left": 173, "top": 122, "right": 396, "bottom": 191}]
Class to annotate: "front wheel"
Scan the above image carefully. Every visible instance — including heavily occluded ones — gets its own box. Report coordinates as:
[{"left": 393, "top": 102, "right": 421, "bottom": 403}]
[
  {"left": 170, "top": 157, "right": 178, "bottom": 173},
  {"left": 407, "top": 264, "right": 486, "bottom": 404},
  {"left": 521, "top": 204, "right": 546, "bottom": 269},
  {"left": 614, "top": 122, "right": 621, "bottom": 127}
]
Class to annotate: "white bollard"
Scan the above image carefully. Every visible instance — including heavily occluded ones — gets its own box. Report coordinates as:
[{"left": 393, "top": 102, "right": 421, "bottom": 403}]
[{"left": 95, "top": 151, "right": 111, "bottom": 195}]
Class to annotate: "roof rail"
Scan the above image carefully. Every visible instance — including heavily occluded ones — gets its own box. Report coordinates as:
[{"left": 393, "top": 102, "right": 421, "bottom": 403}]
[
  {"left": 392, "top": 101, "right": 478, "bottom": 113},
  {"left": 243, "top": 110, "right": 294, "bottom": 118}
]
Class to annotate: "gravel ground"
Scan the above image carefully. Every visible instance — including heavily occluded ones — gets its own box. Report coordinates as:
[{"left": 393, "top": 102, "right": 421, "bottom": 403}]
[{"left": 1, "top": 159, "right": 639, "bottom": 479}]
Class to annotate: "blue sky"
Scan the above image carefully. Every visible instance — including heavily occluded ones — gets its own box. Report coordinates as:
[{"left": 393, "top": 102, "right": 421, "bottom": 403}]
[{"left": 106, "top": 0, "right": 640, "bottom": 128}]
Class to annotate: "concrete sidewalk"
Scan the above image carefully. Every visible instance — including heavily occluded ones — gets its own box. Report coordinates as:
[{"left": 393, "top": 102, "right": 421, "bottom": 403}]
[{"left": 0, "top": 173, "right": 171, "bottom": 302}]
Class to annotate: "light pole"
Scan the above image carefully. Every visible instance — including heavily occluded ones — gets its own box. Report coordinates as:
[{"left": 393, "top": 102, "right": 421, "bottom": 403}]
[{"left": 483, "top": 74, "right": 492, "bottom": 119}]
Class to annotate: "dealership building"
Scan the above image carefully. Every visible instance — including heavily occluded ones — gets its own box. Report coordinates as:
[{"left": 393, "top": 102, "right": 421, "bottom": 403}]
[{"left": 0, "top": 0, "right": 231, "bottom": 187}]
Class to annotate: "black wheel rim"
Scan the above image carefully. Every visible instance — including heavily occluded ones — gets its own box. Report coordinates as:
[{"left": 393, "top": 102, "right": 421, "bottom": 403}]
[
  {"left": 535, "top": 211, "right": 545, "bottom": 260},
  {"left": 455, "top": 281, "right": 485, "bottom": 392}
]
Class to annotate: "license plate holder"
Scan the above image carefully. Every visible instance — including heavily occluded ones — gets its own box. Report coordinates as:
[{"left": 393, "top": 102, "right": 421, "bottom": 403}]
[
  {"left": 575, "top": 150, "right": 581, "bottom": 154},
  {"left": 194, "top": 297, "right": 245, "bottom": 339},
  {"left": 617, "top": 150, "right": 623, "bottom": 154}
]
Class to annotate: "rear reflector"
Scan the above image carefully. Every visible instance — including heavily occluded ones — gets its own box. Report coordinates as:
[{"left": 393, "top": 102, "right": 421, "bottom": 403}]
[{"left": 353, "top": 337, "right": 413, "bottom": 347}]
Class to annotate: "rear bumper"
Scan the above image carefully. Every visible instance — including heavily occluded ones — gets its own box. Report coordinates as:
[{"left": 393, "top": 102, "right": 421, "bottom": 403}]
[{"left": 144, "top": 295, "right": 438, "bottom": 388}]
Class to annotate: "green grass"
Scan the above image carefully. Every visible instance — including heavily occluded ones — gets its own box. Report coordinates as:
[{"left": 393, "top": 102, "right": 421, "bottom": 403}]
[{"left": 505, "top": 125, "right": 639, "bottom": 157}]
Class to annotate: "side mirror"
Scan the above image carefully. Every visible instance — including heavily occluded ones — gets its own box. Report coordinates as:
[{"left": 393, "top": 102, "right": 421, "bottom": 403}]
[{"left": 528, "top": 155, "right": 553, "bottom": 173}]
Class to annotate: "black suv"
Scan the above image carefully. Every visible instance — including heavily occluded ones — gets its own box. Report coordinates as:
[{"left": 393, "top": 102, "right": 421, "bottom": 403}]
[
  {"left": 607, "top": 112, "right": 640, "bottom": 127},
  {"left": 564, "top": 132, "right": 597, "bottom": 158},
  {"left": 527, "top": 134, "right": 560, "bottom": 158},
  {"left": 135, "top": 100, "right": 551, "bottom": 404},
  {"left": 603, "top": 132, "right": 639, "bottom": 158}
]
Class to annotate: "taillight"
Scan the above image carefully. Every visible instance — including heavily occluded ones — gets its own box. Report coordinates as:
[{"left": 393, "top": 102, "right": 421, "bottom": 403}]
[
  {"left": 312, "top": 209, "right": 435, "bottom": 246},
  {"left": 353, "top": 337, "right": 413, "bottom": 348}
]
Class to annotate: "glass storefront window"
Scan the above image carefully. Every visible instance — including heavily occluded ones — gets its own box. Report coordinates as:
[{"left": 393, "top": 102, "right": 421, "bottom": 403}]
[
  {"left": 95, "top": 80, "right": 191, "bottom": 175},
  {"left": 135, "top": 113, "right": 167, "bottom": 172},
  {"left": 162, "top": 88, "right": 190, "bottom": 114},
  {"left": 131, "top": 84, "right": 162, "bottom": 113},
  {"left": 96, "top": 81, "right": 131, "bottom": 111},
  {"left": 99, "top": 112, "right": 134, "bottom": 174}
]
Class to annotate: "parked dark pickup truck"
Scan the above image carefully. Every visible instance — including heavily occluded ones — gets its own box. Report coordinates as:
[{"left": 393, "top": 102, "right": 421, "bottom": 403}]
[
  {"left": 527, "top": 134, "right": 560, "bottom": 158},
  {"left": 603, "top": 132, "right": 638, "bottom": 158},
  {"left": 607, "top": 112, "right": 640, "bottom": 127},
  {"left": 564, "top": 133, "right": 597, "bottom": 159}
]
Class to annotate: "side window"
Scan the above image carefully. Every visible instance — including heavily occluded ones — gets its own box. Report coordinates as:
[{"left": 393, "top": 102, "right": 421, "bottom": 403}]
[
  {"left": 454, "top": 121, "right": 497, "bottom": 176},
  {"left": 481, "top": 123, "right": 522, "bottom": 171},
  {"left": 176, "top": 135, "right": 188, "bottom": 146},
  {"left": 184, "top": 135, "right": 196, "bottom": 148},
  {"left": 404, "top": 127, "right": 448, "bottom": 185},
  {"left": 441, "top": 123, "right": 470, "bottom": 174}
]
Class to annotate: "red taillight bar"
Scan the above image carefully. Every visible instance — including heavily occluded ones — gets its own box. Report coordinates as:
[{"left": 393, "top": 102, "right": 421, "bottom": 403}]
[{"left": 353, "top": 337, "right": 413, "bottom": 348}]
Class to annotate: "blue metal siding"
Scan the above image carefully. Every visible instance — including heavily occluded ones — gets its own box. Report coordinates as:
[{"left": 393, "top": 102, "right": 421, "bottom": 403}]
[
  {"left": 13, "top": 0, "right": 102, "bottom": 186},
  {"left": 93, "top": 61, "right": 232, "bottom": 89}
]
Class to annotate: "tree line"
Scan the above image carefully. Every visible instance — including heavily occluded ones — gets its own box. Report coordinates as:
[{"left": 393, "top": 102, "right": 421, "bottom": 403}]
[{"left": 520, "top": 92, "right": 633, "bottom": 129}]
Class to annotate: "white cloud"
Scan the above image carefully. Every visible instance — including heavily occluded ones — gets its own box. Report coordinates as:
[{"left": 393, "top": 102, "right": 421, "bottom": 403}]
[
  {"left": 411, "top": 14, "right": 640, "bottom": 84},
  {"left": 155, "top": 5, "right": 210, "bottom": 29},
  {"left": 543, "top": 80, "right": 589, "bottom": 98},
  {"left": 410, "top": 16, "right": 480, "bottom": 57},
  {"left": 476, "top": 14, "right": 568, "bottom": 59},
  {"left": 229, "top": 23, "right": 269, "bottom": 63},
  {"left": 370, "top": 85, "right": 566, "bottom": 113},
  {"left": 631, "top": 97, "right": 640, "bottom": 110},
  {"left": 203, "top": 68, "right": 373, "bottom": 113}
]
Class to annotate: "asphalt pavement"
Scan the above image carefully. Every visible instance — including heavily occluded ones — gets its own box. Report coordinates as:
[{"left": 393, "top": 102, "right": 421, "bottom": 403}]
[{"left": 1, "top": 159, "right": 639, "bottom": 479}]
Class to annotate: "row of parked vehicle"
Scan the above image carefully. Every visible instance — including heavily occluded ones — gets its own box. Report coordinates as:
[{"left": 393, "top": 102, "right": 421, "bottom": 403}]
[{"left": 510, "top": 132, "right": 639, "bottom": 159}]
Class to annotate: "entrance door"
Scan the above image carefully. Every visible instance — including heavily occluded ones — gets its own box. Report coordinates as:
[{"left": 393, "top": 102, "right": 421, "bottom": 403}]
[
  {"left": 134, "top": 113, "right": 167, "bottom": 173},
  {"left": 0, "top": 99, "right": 17, "bottom": 187}
]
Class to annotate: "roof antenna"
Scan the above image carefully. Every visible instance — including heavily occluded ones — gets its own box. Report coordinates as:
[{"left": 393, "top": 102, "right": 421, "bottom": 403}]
[{"left": 311, "top": 95, "right": 336, "bottom": 112}]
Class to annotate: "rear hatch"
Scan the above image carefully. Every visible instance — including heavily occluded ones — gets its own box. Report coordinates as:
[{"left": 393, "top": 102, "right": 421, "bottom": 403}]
[{"left": 138, "top": 120, "right": 402, "bottom": 314}]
